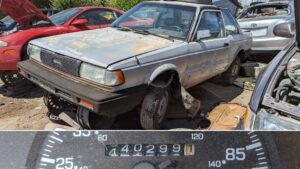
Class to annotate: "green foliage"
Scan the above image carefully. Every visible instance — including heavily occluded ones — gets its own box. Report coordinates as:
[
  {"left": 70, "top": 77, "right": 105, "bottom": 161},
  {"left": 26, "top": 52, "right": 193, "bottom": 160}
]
[
  {"left": 31, "top": 0, "right": 51, "bottom": 8},
  {"left": 50, "top": 0, "right": 108, "bottom": 10},
  {"left": 48, "top": 0, "right": 150, "bottom": 11},
  {"left": 109, "top": 0, "right": 147, "bottom": 11}
]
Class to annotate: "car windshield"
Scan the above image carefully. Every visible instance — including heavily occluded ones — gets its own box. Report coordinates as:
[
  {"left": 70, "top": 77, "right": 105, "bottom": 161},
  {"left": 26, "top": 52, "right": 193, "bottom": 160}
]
[
  {"left": 0, "top": 16, "right": 15, "bottom": 26},
  {"left": 49, "top": 8, "right": 82, "bottom": 25},
  {"left": 112, "top": 2, "right": 197, "bottom": 40},
  {"left": 239, "top": 4, "right": 291, "bottom": 19}
]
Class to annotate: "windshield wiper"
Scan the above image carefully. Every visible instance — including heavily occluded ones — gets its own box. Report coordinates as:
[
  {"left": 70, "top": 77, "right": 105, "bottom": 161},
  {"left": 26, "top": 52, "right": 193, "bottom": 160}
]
[
  {"left": 117, "top": 26, "right": 134, "bottom": 32},
  {"left": 133, "top": 29, "right": 175, "bottom": 42},
  {"left": 115, "top": 26, "right": 175, "bottom": 42}
]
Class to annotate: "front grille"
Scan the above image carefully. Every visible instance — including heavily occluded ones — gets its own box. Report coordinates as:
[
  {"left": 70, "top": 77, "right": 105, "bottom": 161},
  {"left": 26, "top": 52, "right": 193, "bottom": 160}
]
[{"left": 40, "top": 49, "right": 82, "bottom": 77}]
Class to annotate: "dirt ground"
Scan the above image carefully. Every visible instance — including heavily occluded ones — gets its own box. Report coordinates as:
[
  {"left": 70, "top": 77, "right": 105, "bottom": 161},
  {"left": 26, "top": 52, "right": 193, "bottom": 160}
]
[
  {"left": 0, "top": 77, "right": 253, "bottom": 130},
  {"left": 0, "top": 80, "right": 49, "bottom": 130}
]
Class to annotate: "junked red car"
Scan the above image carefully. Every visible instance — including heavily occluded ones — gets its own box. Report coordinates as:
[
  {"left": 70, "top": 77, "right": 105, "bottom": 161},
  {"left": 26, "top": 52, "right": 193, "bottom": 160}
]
[{"left": 0, "top": 0, "right": 124, "bottom": 89}]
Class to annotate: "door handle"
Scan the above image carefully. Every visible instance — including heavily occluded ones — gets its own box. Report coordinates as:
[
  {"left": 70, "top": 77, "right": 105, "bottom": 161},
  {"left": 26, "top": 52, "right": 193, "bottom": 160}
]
[{"left": 224, "top": 43, "right": 229, "bottom": 47}]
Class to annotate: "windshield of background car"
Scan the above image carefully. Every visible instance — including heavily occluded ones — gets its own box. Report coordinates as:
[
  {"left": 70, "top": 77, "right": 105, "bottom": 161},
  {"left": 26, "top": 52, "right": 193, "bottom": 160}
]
[
  {"left": 49, "top": 8, "right": 82, "bottom": 25},
  {"left": 0, "top": 16, "right": 15, "bottom": 26},
  {"left": 238, "top": 4, "right": 291, "bottom": 19},
  {"left": 112, "top": 2, "right": 197, "bottom": 40}
]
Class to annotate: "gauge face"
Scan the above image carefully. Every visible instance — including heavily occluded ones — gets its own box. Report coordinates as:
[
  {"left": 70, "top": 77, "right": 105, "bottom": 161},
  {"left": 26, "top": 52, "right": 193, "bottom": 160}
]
[{"left": 29, "top": 131, "right": 281, "bottom": 169}]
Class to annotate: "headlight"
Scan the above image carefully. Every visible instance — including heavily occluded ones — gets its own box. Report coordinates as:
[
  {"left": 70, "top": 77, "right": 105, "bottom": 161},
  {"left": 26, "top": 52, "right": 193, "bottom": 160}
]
[
  {"left": 28, "top": 45, "right": 42, "bottom": 62},
  {"left": 80, "top": 63, "right": 125, "bottom": 86},
  {"left": 254, "top": 111, "right": 300, "bottom": 130},
  {"left": 0, "top": 40, "right": 8, "bottom": 47}
]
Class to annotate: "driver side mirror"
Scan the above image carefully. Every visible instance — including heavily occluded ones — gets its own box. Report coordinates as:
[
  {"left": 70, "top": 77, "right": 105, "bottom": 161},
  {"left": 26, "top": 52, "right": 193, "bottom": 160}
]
[
  {"left": 197, "top": 30, "right": 211, "bottom": 41},
  {"left": 72, "top": 19, "right": 89, "bottom": 26},
  {"left": 273, "top": 22, "right": 295, "bottom": 38}
]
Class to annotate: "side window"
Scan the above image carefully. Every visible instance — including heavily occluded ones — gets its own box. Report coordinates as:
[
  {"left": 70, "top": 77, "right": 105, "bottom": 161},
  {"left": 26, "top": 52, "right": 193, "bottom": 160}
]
[
  {"left": 99, "top": 11, "right": 118, "bottom": 24},
  {"left": 197, "top": 11, "right": 225, "bottom": 39},
  {"left": 77, "top": 10, "right": 117, "bottom": 25},
  {"left": 222, "top": 10, "right": 239, "bottom": 36}
]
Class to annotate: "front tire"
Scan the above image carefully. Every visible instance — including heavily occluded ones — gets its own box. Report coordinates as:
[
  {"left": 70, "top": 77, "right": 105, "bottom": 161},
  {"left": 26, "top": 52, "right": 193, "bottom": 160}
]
[
  {"left": 221, "top": 57, "right": 241, "bottom": 85},
  {"left": 140, "top": 87, "right": 170, "bottom": 130}
]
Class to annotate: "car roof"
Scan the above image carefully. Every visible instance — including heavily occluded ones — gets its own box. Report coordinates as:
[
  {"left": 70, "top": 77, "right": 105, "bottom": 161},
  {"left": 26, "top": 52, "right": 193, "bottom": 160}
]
[{"left": 77, "top": 6, "right": 124, "bottom": 13}]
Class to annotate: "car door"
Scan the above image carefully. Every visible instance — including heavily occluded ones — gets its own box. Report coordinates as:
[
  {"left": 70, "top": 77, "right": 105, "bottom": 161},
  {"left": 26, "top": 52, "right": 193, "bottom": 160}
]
[
  {"left": 70, "top": 9, "right": 118, "bottom": 31},
  {"left": 184, "top": 10, "right": 229, "bottom": 88},
  {"left": 222, "top": 9, "right": 244, "bottom": 67}
]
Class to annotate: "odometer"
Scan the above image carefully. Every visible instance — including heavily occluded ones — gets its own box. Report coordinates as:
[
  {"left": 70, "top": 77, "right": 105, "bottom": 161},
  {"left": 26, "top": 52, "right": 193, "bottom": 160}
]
[
  {"left": 27, "top": 131, "right": 281, "bottom": 169},
  {"left": 105, "top": 144, "right": 192, "bottom": 157}
]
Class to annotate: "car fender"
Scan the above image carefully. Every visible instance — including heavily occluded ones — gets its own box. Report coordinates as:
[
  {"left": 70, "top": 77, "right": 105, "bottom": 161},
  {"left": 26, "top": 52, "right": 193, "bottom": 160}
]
[
  {"left": 234, "top": 46, "right": 245, "bottom": 59},
  {"left": 148, "top": 63, "right": 179, "bottom": 84},
  {"left": 225, "top": 46, "right": 244, "bottom": 70}
]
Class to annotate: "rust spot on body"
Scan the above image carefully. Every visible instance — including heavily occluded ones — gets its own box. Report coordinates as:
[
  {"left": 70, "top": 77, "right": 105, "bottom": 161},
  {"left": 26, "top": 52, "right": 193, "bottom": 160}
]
[
  {"left": 131, "top": 43, "right": 159, "bottom": 52},
  {"left": 71, "top": 41, "right": 88, "bottom": 49}
]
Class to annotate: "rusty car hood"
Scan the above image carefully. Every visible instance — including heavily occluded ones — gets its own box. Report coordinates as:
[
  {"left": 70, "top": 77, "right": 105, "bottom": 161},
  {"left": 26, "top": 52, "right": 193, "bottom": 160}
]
[
  {"left": 31, "top": 28, "right": 181, "bottom": 68},
  {"left": 0, "top": 0, "right": 52, "bottom": 26}
]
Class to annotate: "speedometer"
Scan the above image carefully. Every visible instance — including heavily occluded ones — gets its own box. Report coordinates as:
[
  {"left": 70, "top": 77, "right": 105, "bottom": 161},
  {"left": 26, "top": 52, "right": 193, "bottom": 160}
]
[{"left": 26, "top": 131, "right": 281, "bottom": 169}]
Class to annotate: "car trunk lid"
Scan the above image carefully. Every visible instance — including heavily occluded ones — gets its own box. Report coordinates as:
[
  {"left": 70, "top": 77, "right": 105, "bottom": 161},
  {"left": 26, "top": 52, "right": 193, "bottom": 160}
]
[
  {"left": 239, "top": 17, "right": 286, "bottom": 37},
  {"left": 0, "top": 0, "right": 52, "bottom": 26}
]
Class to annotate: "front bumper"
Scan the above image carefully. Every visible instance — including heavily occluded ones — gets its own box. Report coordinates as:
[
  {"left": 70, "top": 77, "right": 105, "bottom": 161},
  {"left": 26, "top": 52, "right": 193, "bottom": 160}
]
[
  {"left": 252, "top": 36, "right": 292, "bottom": 53},
  {"left": 0, "top": 45, "right": 22, "bottom": 71},
  {"left": 18, "top": 60, "right": 147, "bottom": 117}
]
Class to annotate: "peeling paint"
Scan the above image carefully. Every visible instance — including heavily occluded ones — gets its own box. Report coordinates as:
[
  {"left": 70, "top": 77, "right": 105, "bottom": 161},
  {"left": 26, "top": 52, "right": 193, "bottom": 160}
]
[{"left": 31, "top": 28, "right": 179, "bottom": 68}]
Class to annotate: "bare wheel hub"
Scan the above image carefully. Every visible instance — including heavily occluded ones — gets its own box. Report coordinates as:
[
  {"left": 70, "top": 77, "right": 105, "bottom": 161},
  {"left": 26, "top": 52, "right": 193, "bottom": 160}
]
[
  {"left": 44, "top": 93, "right": 76, "bottom": 125},
  {"left": 0, "top": 71, "right": 27, "bottom": 86}
]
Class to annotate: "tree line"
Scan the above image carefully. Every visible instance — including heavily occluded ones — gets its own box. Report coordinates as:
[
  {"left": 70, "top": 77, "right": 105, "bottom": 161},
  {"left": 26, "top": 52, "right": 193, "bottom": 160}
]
[{"left": 31, "top": 0, "right": 147, "bottom": 11}]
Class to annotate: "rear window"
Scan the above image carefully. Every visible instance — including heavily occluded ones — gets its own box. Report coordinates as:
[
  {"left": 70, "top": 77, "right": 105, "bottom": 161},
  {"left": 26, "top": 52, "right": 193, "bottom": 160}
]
[{"left": 238, "top": 4, "right": 291, "bottom": 19}]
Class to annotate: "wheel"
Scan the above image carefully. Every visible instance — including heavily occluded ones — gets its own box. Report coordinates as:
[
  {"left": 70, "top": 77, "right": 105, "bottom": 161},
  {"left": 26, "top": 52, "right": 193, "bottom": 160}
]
[
  {"left": 221, "top": 57, "right": 241, "bottom": 85},
  {"left": 0, "top": 71, "right": 27, "bottom": 87},
  {"left": 44, "top": 93, "right": 74, "bottom": 125},
  {"left": 140, "top": 87, "right": 170, "bottom": 130}
]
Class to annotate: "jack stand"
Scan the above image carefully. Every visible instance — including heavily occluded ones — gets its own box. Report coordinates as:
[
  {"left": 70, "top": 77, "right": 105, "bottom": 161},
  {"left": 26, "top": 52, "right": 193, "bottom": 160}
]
[{"left": 180, "top": 86, "right": 201, "bottom": 118}]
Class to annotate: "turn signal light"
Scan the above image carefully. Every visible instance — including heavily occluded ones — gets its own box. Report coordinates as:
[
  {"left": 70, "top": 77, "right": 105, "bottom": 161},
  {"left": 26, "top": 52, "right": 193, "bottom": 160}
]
[
  {"left": 115, "top": 70, "right": 125, "bottom": 85},
  {"left": 3, "top": 49, "right": 16, "bottom": 55},
  {"left": 79, "top": 99, "right": 94, "bottom": 110}
]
